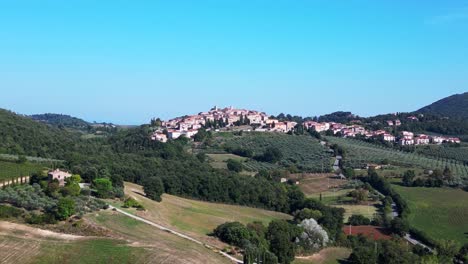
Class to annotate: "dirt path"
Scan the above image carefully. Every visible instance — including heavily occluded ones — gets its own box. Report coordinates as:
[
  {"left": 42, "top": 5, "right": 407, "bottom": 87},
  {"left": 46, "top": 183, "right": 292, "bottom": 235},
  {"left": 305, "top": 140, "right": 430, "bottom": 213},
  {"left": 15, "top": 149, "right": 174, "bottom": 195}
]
[
  {"left": 108, "top": 206, "right": 243, "bottom": 264},
  {"left": 0, "top": 221, "right": 84, "bottom": 241}
]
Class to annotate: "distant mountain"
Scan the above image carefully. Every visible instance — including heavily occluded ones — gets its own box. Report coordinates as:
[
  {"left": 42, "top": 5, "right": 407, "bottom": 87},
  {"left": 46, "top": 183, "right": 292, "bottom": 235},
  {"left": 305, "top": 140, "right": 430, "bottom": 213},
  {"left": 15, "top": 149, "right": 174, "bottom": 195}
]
[
  {"left": 30, "top": 113, "right": 90, "bottom": 130},
  {"left": 417, "top": 92, "right": 468, "bottom": 119}
]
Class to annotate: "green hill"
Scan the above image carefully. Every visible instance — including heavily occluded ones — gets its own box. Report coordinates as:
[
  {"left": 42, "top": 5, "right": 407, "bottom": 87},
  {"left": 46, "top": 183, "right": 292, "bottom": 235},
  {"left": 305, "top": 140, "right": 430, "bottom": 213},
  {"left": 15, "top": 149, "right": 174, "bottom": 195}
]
[
  {"left": 417, "top": 92, "right": 468, "bottom": 119},
  {"left": 0, "top": 109, "right": 80, "bottom": 158},
  {"left": 30, "top": 113, "right": 90, "bottom": 130}
]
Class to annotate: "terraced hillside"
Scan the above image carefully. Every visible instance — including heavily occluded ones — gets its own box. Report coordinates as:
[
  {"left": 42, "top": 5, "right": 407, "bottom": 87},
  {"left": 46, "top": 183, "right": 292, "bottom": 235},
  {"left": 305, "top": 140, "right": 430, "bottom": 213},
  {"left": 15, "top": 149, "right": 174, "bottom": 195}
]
[
  {"left": 326, "top": 137, "right": 468, "bottom": 183},
  {"left": 208, "top": 132, "right": 332, "bottom": 172}
]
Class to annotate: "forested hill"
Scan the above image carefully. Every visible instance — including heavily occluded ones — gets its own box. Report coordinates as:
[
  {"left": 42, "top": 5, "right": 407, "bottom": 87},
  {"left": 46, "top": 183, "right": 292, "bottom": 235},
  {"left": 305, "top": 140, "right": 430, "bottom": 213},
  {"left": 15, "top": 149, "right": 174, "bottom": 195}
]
[
  {"left": 417, "top": 92, "right": 468, "bottom": 119},
  {"left": 0, "top": 108, "right": 324, "bottom": 219},
  {"left": 30, "top": 113, "right": 89, "bottom": 130},
  {"left": 0, "top": 109, "right": 80, "bottom": 158}
]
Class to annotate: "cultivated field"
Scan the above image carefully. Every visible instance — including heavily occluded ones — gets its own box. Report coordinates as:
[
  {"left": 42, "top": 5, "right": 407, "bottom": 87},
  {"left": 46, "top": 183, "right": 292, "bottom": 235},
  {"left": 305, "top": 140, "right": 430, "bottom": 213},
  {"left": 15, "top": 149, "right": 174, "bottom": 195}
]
[
  {"left": 86, "top": 211, "right": 230, "bottom": 264},
  {"left": 0, "top": 220, "right": 150, "bottom": 264},
  {"left": 117, "top": 182, "right": 292, "bottom": 245},
  {"left": 0, "top": 213, "right": 230, "bottom": 264},
  {"left": 333, "top": 204, "right": 380, "bottom": 222},
  {"left": 392, "top": 185, "right": 468, "bottom": 245},
  {"left": 414, "top": 144, "right": 468, "bottom": 163},
  {"left": 0, "top": 160, "right": 46, "bottom": 181},
  {"left": 342, "top": 225, "right": 392, "bottom": 241},
  {"left": 215, "top": 132, "right": 332, "bottom": 172},
  {"left": 293, "top": 247, "right": 351, "bottom": 264},
  {"left": 290, "top": 173, "right": 348, "bottom": 197},
  {"left": 325, "top": 137, "right": 468, "bottom": 182}
]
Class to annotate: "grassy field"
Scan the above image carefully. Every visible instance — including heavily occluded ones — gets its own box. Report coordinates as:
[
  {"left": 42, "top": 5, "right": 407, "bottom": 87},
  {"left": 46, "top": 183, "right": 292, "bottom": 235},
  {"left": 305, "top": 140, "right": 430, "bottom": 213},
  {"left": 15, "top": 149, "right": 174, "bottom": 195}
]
[
  {"left": 325, "top": 136, "right": 468, "bottom": 182},
  {"left": 206, "top": 153, "right": 247, "bottom": 169},
  {"left": 333, "top": 204, "right": 379, "bottom": 222},
  {"left": 290, "top": 173, "right": 348, "bottom": 197},
  {"left": 118, "top": 182, "right": 292, "bottom": 244},
  {"left": 34, "top": 238, "right": 149, "bottom": 264},
  {"left": 392, "top": 185, "right": 468, "bottom": 245},
  {"left": 86, "top": 211, "right": 230, "bottom": 264},
  {"left": 0, "top": 220, "right": 150, "bottom": 264},
  {"left": 209, "top": 132, "right": 332, "bottom": 172},
  {"left": 293, "top": 247, "right": 351, "bottom": 264},
  {"left": 0, "top": 160, "right": 47, "bottom": 181},
  {"left": 206, "top": 153, "right": 255, "bottom": 176},
  {"left": 309, "top": 189, "right": 354, "bottom": 205},
  {"left": 0, "top": 211, "right": 229, "bottom": 264}
]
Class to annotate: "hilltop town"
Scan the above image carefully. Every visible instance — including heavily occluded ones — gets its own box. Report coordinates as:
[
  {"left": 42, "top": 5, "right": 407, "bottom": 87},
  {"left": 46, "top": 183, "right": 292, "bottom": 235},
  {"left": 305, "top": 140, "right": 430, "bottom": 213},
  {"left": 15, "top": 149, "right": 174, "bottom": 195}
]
[{"left": 150, "top": 106, "right": 461, "bottom": 146}]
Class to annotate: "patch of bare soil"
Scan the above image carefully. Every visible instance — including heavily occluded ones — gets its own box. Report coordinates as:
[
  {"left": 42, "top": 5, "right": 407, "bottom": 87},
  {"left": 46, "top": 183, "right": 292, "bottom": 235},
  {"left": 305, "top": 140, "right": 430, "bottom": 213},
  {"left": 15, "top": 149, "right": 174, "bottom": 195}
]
[
  {"left": 290, "top": 173, "right": 348, "bottom": 195},
  {"left": 0, "top": 221, "right": 85, "bottom": 241},
  {"left": 46, "top": 217, "right": 112, "bottom": 237}
]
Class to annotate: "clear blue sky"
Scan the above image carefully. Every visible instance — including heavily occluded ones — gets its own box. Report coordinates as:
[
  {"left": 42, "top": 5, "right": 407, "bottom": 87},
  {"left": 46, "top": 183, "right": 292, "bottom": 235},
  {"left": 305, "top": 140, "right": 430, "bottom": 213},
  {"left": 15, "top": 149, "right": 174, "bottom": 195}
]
[{"left": 1, "top": 1, "right": 467, "bottom": 124}]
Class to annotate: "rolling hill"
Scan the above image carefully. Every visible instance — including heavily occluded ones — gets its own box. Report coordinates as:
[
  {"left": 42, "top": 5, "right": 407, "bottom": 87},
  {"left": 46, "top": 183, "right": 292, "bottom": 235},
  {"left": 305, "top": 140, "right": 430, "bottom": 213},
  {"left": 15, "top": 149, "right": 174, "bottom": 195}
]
[
  {"left": 0, "top": 109, "right": 80, "bottom": 158},
  {"left": 417, "top": 92, "right": 468, "bottom": 119},
  {"left": 30, "top": 113, "right": 90, "bottom": 130}
]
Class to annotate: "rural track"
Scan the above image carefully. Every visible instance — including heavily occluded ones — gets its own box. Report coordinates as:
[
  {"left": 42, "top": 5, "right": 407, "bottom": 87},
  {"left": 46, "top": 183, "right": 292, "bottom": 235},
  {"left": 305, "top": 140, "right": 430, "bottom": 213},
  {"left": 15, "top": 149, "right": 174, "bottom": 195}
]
[{"left": 107, "top": 205, "right": 243, "bottom": 264}]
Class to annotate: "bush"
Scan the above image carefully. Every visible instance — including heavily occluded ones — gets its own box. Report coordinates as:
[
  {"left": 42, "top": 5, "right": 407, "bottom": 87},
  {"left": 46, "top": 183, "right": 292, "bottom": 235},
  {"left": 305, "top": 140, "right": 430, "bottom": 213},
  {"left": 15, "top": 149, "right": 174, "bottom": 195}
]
[
  {"left": 348, "top": 215, "right": 371, "bottom": 226},
  {"left": 73, "top": 196, "right": 108, "bottom": 215},
  {"left": 213, "top": 222, "right": 251, "bottom": 248},
  {"left": 25, "top": 212, "right": 57, "bottom": 225},
  {"left": 293, "top": 208, "right": 322, "bottom": 222},
  {"left": 0, "top": 184, "right": 57, "bottom": 211},
  {"left": 227, "top": 159, "right": 243, "bottom": 172},
  {"left": 0, "top": 204, "right": 23, "bottom": 218},
  {"left": 256, "top": 147, "right": 283, "bottom": 163},
  {"left": 55, "top": 197, "right": 76, "bottom": 221},
  {"left": 92, "top": 178, "right": 113, "bottom": 198},
  {"left": 123, "top": 197, "right": 145, "bottom": 210}
]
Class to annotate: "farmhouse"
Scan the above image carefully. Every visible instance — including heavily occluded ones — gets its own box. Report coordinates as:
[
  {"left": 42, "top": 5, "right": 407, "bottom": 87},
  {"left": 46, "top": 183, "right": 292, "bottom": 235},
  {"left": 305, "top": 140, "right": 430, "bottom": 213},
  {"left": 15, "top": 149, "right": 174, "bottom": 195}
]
[
  {"left": 401, "top": 131, "right": 414, "bottom": 138},
  {"left": 382, "top": 133, "right": 396, "bottom": 142},
  {"left": 399, "top": 137, "right": 415, "bottom": 146},
  {"left": 48, "top": 169, "right": 72, "bottom": 187},
  {"left": 151, "top": 132, "right": 167, "bottom": 143},
  {"left": 431, "top": 136, "right": 445, "bottom": 144},
  {"left": 415, "top": 134, "right": 430, "bottom": 145}
]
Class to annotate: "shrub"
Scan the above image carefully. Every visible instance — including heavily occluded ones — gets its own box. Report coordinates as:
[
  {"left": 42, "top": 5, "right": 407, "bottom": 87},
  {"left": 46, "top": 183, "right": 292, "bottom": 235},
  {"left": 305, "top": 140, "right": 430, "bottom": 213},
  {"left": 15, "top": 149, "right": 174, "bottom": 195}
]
[
  {"left": 348, "top": 215, "right": 371, "bottom": 226},
  {"left": 227, "top": 159, "right": 243, "bottom": 172},
  {"left": 0, "top": 184, "right": 56, "bottom": 211},
  {"left": 55, "top": 197, "right": 76, "bottom": 221},
  {"left": 0, "top": 204, "right": 23, "bottom": 218},
  {"left": 25, "top": 212, "right": 57, "bottom": 225},
  {"left": 123, "top": 197, "right": 145, "bottom": 210},
  {"left": 213, "top": 222, "right": 251, "bottom": 248},
  {"left": 93, "top": 178, "right": 113, "bottom": 198}
]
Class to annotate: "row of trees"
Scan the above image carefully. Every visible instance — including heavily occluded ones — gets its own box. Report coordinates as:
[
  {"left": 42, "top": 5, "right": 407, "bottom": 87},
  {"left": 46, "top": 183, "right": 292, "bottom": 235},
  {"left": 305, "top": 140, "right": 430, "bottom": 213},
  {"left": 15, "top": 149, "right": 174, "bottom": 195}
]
[{"left": 402, "top": 168, "right": 454, "bottom": 187}]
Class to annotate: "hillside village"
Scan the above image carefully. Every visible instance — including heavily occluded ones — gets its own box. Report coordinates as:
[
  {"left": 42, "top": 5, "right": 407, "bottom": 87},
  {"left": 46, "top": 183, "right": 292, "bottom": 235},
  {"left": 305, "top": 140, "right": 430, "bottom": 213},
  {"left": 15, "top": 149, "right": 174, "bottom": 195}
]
[{"left": 151, "top": 106, "right": 461, "bottom": 146}]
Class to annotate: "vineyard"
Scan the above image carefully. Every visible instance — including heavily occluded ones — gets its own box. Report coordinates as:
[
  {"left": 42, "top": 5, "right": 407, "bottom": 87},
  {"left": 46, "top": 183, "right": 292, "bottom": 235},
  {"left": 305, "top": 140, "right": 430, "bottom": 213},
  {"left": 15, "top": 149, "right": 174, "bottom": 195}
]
[
  {"left": 221, "top": 132, "right": 333, "bottom": 172},
  {"left": 414, "top": 144, "right": 468, "bottom": 164},
  {"left": 0, "top": 160, "right": 47, "bottom": 181},
  {"left": 325, "top": 137, "right": 468, "bottom": 183},
  {"left": 393, "top": 185, "right": 468, "bottom": 245}
]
